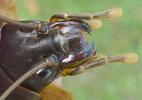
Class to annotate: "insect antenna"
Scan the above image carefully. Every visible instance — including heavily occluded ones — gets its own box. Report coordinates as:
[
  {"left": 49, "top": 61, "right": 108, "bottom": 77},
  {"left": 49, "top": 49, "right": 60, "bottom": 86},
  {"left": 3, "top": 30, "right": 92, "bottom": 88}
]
[{"left": 0, "top": 56, "right": 59, "bottom": 100}]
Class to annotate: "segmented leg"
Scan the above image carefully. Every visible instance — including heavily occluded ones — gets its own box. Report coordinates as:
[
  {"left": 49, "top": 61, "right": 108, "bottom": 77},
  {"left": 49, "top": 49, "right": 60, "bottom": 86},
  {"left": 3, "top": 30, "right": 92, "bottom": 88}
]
[
  {"left": 50, "top": 7, "right": 123, "bottom": 21},
  {"left": 63, "top": 53, "right": 138, "bottom": 76},
  {"left": 50, "top": 8, "right": 122, "bottom": 30}
]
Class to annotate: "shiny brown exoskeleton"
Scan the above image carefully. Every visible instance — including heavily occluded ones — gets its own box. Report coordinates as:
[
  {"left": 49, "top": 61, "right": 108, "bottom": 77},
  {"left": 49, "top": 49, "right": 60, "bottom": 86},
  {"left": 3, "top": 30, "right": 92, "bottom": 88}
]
[
  {"left": 0, "top": 7, "right": 138, "bottom": 100},
  {"left": 0, "top": 18, "right": 94, "bottom": 99}
]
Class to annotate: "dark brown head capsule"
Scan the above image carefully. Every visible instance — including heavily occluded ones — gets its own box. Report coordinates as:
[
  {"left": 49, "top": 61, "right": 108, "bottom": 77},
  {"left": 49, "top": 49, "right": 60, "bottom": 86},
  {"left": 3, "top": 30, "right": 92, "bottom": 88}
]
[{"left": 0, "top": 19, "right": 95, "bottom": 98}]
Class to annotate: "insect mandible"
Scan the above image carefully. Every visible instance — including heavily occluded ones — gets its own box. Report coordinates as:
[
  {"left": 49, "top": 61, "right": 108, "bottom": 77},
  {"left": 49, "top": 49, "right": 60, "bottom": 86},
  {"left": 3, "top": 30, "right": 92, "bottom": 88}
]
[{"left": 0, "top": 6, "right": 138, "bottom": 100}]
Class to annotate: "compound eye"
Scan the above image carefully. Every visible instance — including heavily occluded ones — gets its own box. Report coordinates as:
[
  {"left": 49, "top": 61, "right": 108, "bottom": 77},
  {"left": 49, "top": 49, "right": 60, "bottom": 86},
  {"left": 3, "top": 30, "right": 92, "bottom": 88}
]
[{"left": 35, "top": 69, "right": 51, "bottom": 80}]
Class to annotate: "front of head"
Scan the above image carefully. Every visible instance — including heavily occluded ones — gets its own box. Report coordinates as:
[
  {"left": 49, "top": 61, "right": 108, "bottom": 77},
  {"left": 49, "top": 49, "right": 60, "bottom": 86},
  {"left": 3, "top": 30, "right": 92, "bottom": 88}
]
[{"left": 49, "top": 20, "right": 96, "bottom": 68}]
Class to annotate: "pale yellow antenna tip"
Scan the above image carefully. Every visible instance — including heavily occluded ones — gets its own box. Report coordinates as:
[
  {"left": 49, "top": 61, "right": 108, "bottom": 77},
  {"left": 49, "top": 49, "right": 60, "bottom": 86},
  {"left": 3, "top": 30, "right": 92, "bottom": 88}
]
[
  {"left": 85, "top": 19, "right": 103, "bottom": 30},
  {"left": 108, "top": 7, "right": 123, "bottom": 18},
  {"left": 124, "top": 53, "right": 139, "bottom": 64}
]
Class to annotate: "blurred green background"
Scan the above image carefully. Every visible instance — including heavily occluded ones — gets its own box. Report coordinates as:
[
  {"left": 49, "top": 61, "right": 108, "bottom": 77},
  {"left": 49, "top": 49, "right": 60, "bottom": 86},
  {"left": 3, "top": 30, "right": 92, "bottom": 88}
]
[{"left": 15, "top": 0, "right": 141, "bottom": 100}]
